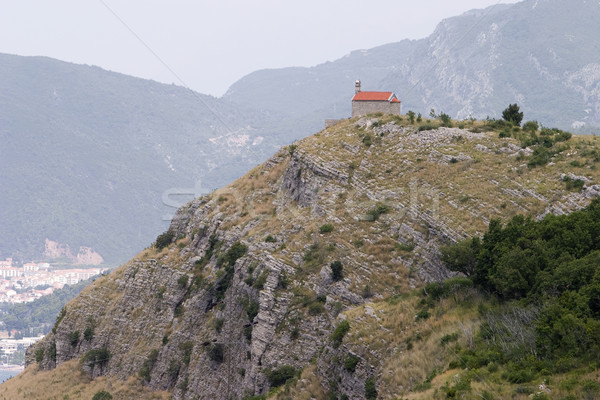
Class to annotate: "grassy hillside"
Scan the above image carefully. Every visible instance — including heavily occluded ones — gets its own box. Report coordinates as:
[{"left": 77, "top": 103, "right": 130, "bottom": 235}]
[{"left": 6, "top": 114, "right": 600, "bottom": 399}]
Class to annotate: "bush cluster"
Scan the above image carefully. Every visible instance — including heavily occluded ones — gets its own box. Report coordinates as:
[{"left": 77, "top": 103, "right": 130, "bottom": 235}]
[
  {"left": 366, "top": 203, "right": 390, "bottom": 221},
  {"left": 82, "top": 347, "right": 110, "bottom": 370},
  {"left": 330, "top": 261, "right": 344, "bottom": 281},
  {"left": 155, "top": 231, "right": 174, "bottom": 250},
  {"left": 331, "top": 320, "right": 350, "bottom": 348},
  {"left": 439, "top": 199, "right": 600, "bottom": 380},
  {"left": 266, "top": 365, "right": 298, "bottom": 387}
]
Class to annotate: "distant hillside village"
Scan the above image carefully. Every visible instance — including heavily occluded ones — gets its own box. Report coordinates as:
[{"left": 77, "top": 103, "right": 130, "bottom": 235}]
[
  {"left": 326, "top": 80, "right": 402, "bottom": 127},
  {"left": 0, "top": 258, "right": 106, "bottom": 303}
]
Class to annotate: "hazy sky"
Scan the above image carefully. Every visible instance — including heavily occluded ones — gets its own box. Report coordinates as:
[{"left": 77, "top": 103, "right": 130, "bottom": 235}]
[{"left": 1, "top": 0, "right": 520, "bottom": 96}]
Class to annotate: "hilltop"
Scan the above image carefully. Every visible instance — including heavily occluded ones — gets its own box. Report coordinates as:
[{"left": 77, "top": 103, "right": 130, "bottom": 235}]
[{"left": 6, "top": 115, "right": 600, "bottom": 399}]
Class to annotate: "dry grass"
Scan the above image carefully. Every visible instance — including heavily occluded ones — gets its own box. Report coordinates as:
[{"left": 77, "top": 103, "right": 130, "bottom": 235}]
[
  {"left": 338, "top": 291, "right": 486, "bottom": 398},
  {"left": 0, "top": 360, "right": 171, "bottom": 400}
]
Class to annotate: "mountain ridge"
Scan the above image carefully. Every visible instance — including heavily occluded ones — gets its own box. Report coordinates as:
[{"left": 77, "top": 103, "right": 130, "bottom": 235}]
[{"left": 223, "top": 0, "right": 600, "bottom": 131}]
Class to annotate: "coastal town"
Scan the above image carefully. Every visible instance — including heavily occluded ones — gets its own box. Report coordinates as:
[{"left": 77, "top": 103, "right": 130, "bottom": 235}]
[
  {"left": 0, "top": 257, "right": 107, "bottom": 380},
  {"left": 0, "top": 258, "right": 106, "bottom": 303}
]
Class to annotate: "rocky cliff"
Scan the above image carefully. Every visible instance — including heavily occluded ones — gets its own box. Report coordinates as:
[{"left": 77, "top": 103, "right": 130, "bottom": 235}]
[{"left": 21, "top": 116, "right": 600, "bottom": 399}]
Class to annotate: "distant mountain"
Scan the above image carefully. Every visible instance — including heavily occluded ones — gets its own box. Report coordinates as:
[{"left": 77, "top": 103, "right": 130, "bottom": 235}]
[
  {"left": 0, "top": 54, "right": 290, "bottom": 264},
  {"left": 223, "top": 0, "right": 600, "bottom": 131}
]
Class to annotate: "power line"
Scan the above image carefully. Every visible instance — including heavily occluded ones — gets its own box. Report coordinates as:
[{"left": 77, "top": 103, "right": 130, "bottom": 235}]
[{"left": 97, "top": 0, "right": 253, "bottom": 148}]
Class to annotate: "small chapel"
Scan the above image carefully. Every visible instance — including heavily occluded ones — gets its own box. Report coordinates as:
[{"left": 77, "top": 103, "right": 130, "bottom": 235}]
[{"left": 351, "top": 80, "right": 402, "bottom": 117}]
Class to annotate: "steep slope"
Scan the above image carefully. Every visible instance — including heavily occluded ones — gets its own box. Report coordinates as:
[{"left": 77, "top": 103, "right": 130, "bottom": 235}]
[
  {"left": 0, "top": 53, "right": 288, "bottom": 264},
  {"left": 17, "top": 116, "right": 600, "bottom": 399},
  {"left": 223, "top": 0, "right": 600, "bottom": 131}
]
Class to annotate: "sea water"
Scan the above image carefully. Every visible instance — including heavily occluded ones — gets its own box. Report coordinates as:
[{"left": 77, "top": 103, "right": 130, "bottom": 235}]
[{"left": 0, "top": 369, "right": 21, "bottom": 383}]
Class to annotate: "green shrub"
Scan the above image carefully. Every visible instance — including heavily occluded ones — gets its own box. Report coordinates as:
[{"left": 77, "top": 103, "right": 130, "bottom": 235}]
[
  {"left": 416, "top": 308, "right": 430, "bottom": 320},
  {"left": 35, "top": 347, "right": 44, "bottom": 363},
  {"left": 82, "top": 347, "right": 110, "bottom": 370},
  {"left": 167, "top": 359, "right": 180, "bottom": 380},
  {"left": 563, "top": 176, "right": 585, "bottom": 191},
  {"left": 225, "top": 242, "right": 248, "bottom": 266},
  {"left": 582, "top": 379, "right": 600, "bottom": 398},
  {"left": 177, "top": 275, "right": 189, "bottom": 288},
  {"left": 440, "top": 239, "right": 478, "bottom": 277},
  {"left": 264, "top": 235, "right": 276, "bottom": 243},
  {"left": 174, "top": 304, "right": 184, "bottom": 317},
  {"left": 366, "top": 203, "right": 390, "bottom": 221},
  {"left": 522, "top": 121, "right": 539, "bottom": 132},
  {"left": 155, "top": 231, "right": 174, "bottom": 250},
  {"left": 303, "top": 243, "right": 323, "bottom": 264},
  {"left": 531, "top": 393, "right": 549, "bottom": 400},
  {"left": 208, "top": 343, "right": 224, "bottom": 362},
  {"left": 418, "top": 123, "right": 438, "bottom": 131},
  {"left": 290, "top": 326, "right": 300, "bottom": 340},
  {"left": 266, "top": 365, "right": 297, "bottom": 387},
  {"left": 502, "top": 366, "right": 535, "bottom": 383},
  {"left": 92, "top": 391, "right": 113, "bottom": 400},
  {"left": 180, "top": 341, "right": 194, "bottom": 365},
  {"left": 440, "top": 332, "right": 459, "bottom": 346},
  {"left": 502, "top": 104, "right": 524, "bottom": 126},
  {"left": 52, "top": 307, "right": 67, "bottom": 334},
  {"left": 330, "top": 261, "right": 344, "bottom": 281},
  {"left": 331, "top": 320, "right": 351, "bottom": 348},
  {"left": 395, "top": 241, "right": 415, "bottom": 252},
  {"left": 245, "top": 300, "right": 259, "bottom": 321},
  {"left": 244, "top": 325, "right": 253, "bottom": 343},
  {"left": 195, "top": 235, "right": 221, "bottom": 269},
  {"left": 83, "top": 326, "right": 94, "bottom": 341},
  {"left": 48, "top": 341, "right": 57, "bottom": 362},
  {"left": 69, "top": 330, "right": 80, "bottom": 347},
  {"left": 213, "top": 318, "right": 224, "bottom": 333},
  {"left": 215, "top": 265, "right": 235, "bottom": 300},
  {"left": 139, "top": 349, "right": 159, "bottom": 382},
  {"left": 288, "top": 144, "right": 297, "bottom": 156},
  {"left": 308, "top": 302, "right": 325, "bottom": 315},
  {"left": 252, "top": 272, "right": 268, "bottom": 291},
  {"left": 344, "top": 354, "right": 360, "bottom": 372},
  {"left": 440, "top": 113, "right": 452, "bottom": 127},
  {"left": 527, "top": 147, "right": 551, "bottom": 167},
  {"left": 364, "top": 377, "right": 378, "bottom": 400},
  {"left": 277, "top": 272, "right": 288, "bottom": 289},
  {"left": 319, "top": 224, "right": 334, "bottom": 233}
]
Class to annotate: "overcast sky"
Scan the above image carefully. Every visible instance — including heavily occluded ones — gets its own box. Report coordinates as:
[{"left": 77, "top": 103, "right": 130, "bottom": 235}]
[{"left": 1, "top": 0, "right": 521, "bottom": 96}]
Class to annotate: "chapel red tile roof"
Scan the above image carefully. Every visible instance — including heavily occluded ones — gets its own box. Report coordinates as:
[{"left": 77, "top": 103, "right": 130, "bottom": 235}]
[{"left": 352, "top": 91, "right": 400, "bottom": 102}]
